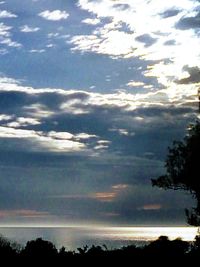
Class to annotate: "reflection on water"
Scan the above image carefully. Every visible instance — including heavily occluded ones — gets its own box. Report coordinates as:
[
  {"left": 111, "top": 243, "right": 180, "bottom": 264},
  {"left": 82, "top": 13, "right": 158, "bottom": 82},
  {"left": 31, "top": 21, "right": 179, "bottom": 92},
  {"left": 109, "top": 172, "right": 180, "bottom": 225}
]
[{"left": 0, "top": 226, "right": 198, "bottom": 250}]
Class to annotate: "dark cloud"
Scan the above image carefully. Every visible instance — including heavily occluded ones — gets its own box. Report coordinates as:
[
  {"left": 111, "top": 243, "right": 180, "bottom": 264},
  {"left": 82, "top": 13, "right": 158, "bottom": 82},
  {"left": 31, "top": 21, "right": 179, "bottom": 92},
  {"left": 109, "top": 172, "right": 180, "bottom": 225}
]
[
  {"left": 135, "top": 34, "right": 157, "bottom": 47},
  {"left": 176, "top": 12, "right": 200, "bottom": 30},
  {"left": 164, "top": 39, "right": 176, "bottom": 46},
  {"left": 0, "top": 91, "right": 34, "bottom": 110},
  {"left": 176, "top": 66, "right": 200, "bottom": 84},
  {"left": 113, "top": 4, "right": 130, "bottom": 10},
  {"left": 0, "top": 87, "right": 197, "bottom": 157},
  {"left": 0, "top": 94, "right": 196, "bottom": 225},
  {"left": 160, "top": 9, "right": 181, "bottom": 18}
]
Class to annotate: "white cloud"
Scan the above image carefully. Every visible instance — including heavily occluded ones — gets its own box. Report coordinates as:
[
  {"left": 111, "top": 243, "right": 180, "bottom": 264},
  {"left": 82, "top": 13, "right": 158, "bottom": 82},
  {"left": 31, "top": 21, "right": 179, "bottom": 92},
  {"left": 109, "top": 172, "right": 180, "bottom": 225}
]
[
  {"left": 24, "top": 103, "right": 54, "bottom": 119},
  {"left": 75, "top": 133, "right": 97, "bottom": 140},
  {"left": 0, "top": 126, "right": 41, "bottom": 139},
  {"left": 48, "top": 32, "right": 59, "bottom": 38},
  {"left": 82, "top": 18, "right": 101, "bottom": 25},
  {"left": 29, "top": 49, "right": 45, "bottom": 53},
  {"left": 94, "top": 144, "right": 109, "bottom": 150},
  {"left": 20, "top": 25, "right": 40, "bottom": 33},
  {"left": 48, "top": 131, "right": 74, "bottom": 140},
  {"left": 39, "top": 10, "right": 69, "bottom": 21},
  {"left": 94, "top": 139, "right": 111, "bottom": 150},
  {"left": 0, "top": 114, "right": 13, "bottom": 121},
  {"left": 39, "top": 137, "right": 86, "bottom": 152},
  {"left": 0, "top": 37, "right": 22, "bottom": 47},
  {"left": 6, "top": 117, "right": 41, "bottom": 128},
  {"left": 60, "top": 98, "right": 90, "bottom": 115},
  {"left": 72, "top": 0, "right": 200, "bottom": 99},
  {"left": 0, "top": 23, "right": 21, "bottom": 48},
  {"left": 109, "top": 128, "right": 135, "bottom": 137},
  {"left": 70, "top": 28, "right": 136, "bottom": 58},
  {"left": 0, "top": 22, "right": 12, "bottom": 37},
  {"left": 46, "top": 44, "right": 55, "bottom": 48},
  {"left": 0, "top": 126, "right": 86, "bottom": 153},
  {"left": 0, "top": 10, "right": 17, "bottom": 18},
  {"left": 97, "top": 140, "right": 111, "bottom": 145},
  {"left": 127, "top": 81, "right": 145, "bottom": 87}
]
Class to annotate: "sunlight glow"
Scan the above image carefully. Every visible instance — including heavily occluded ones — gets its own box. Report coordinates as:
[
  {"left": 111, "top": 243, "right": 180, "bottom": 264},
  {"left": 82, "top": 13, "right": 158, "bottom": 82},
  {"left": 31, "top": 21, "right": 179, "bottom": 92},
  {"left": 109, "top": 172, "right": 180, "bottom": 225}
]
[
  {"left": 74, "top": 0, "right": 200, "bottom": 103},
  {"left": 95, "top": 226, "right": 198, "bottom": 241}
]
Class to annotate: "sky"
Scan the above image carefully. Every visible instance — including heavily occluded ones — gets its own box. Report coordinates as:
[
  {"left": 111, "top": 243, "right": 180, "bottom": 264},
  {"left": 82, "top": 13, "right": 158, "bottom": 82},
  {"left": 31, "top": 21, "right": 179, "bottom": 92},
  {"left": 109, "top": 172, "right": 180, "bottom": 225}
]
[{"left": 0, "top": 0, "right": 200, "bottom": 226}]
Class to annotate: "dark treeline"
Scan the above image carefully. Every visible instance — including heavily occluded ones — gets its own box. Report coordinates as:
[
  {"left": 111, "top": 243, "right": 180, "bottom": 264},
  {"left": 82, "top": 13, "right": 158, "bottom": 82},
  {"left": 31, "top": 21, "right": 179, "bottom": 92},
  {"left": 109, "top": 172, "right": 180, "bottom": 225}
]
[{"left": 0, "top": 234, "right": 200, "bottom": 264}]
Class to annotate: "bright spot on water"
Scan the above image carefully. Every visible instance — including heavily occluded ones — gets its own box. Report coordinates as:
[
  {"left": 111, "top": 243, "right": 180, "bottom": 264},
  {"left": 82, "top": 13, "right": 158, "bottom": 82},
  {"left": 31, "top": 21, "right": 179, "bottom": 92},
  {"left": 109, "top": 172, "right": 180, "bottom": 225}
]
[{"left": 93, "top": 227, "right": 198, "bottom": 241}]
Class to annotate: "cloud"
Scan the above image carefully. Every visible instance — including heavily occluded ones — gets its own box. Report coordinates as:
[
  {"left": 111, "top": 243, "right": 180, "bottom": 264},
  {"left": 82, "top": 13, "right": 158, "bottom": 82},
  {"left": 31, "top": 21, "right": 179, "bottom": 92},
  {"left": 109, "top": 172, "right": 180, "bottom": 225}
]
[
  {"left": 93, "top": 140, "right": 111, "bottom": 151},
  {"left": 0, "top": 37, "right": 22, "bottom": 47},
  {"left": 113, "top": 3, "right": 131, "bottom": 11},
  {"left": 48, "top": 192, "right": 117, "bottom": 202},
  {"left": 0, "top": 0, "right": 198, "bottom": 225},
  {"left": 0, "top": 209, "right": 49, "bottom": 218},
  {"left": 0, "top": 22, "right": 21, "bottom": 48},
  {"left": 6, "top": 117, "right": 41, "bottom": 128},
  {"left": 160, "top": 9, "right": 181, "bottom": 18},
  {"left": 176, "top": 66, "right": 200, "bottom": 84},
  {"left": 138, "top": 204, "right": 162, "bottom": 211},
  {"left": 112, "top": 184, "right": 129, "bottom": 190},
  {"left": 75, "top": 133, "right": 97, "bottom": 140},
  {"left": 69, "top": 29, "right": 136, "bottom": 59},
  {"left": 0, "top": 75, "right": 197, "bottom": 122},
  {"left": 109, "top": 128, "right": 135, "bottom": 137},
  {"left": 0, "top": 75, "right": 197, "bottom": 168},
  {"left": 82, "top": 18, "right": 101, "bottom": 25},
  {"left": 29, "top": 49, "right": 45, "bottom": 53},
  {"left": 0, "top": 126, "right": 87, "bottom": 153},
  {"left": 135, "top": 34, "right": 157, "bottom": 47},
  {"left": 20, "top": 25, "right": 40, "bottom": 33},
  {"left": 39, "top": 10, "right": 69, "bottom": 21},
  {"left": 0, "top": 10, "right": 17, "bottom": 18},
  {"left": 176, "top": 12, "right": 200, "bottom": 30},
  {"left": 90, "top": 184, "right": 130, "bottom": 202},
  {"left": 48, "top": 183, "right": 130, "bottom": 203},
  {"left": 0, "top": 114, "right": 13, "bottom": 121},
  {"left": 72, "top": 0, "right": 200, "bottom": 97},
  {"left": 164, "top": 39, "right": 176, "bottom": 46},
  {"left": 0, "top": 22, "right": 12, "bottom": 36},
  {"left": 90, "top": 192, "right": 117, "bottom": 202},
  {"left": 127, "top": 81, "right": 145, "bottom": 87}
]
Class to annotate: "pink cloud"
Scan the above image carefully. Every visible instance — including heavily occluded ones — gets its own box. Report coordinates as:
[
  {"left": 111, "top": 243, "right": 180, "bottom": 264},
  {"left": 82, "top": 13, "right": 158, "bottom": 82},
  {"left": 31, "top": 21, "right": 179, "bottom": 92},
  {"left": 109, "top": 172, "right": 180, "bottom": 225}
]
[{"left": 0, "top": 209, "right": 49, "bottom": 218}]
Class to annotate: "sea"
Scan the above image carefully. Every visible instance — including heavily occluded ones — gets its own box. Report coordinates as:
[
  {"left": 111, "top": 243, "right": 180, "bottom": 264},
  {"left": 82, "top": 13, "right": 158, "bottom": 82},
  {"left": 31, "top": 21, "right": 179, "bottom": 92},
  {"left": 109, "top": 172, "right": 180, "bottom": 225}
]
[{"left": 0, "top": 226, "right": 198, "bottom": 251}]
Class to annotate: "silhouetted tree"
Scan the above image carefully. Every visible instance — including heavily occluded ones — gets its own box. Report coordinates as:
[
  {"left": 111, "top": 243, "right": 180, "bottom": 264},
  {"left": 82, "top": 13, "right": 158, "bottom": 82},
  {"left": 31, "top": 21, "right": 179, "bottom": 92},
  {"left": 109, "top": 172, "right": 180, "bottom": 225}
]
[
  {"left": 152, "top": 121, "right": 200, "bottom": 225},
  {"left": 0, "top": 234, "right": 197, "bottom": 263},
  {"left": 0, "top": 235, "right": 18, "bottom": 260},
  {"left": 77, "top": 245, "right": 88, "bottom": 255},
  {"left": 22, "top": 238, "right": 57, "bottom": 259}
]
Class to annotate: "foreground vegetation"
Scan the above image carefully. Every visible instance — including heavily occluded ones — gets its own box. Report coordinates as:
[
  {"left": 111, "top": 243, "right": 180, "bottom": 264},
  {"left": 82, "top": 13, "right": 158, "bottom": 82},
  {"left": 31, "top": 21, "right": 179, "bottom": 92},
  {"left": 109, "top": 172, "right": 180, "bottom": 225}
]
[{"left": 0, "top": 234, "right": 200, "bottom": 264}]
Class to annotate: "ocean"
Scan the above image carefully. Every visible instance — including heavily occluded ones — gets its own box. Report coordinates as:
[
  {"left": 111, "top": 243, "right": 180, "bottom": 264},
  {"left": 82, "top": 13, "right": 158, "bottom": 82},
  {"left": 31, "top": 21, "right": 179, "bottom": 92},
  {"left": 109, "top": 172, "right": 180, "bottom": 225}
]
[{"left": 0, "top": 226, "right": 198, "bottom": 251}]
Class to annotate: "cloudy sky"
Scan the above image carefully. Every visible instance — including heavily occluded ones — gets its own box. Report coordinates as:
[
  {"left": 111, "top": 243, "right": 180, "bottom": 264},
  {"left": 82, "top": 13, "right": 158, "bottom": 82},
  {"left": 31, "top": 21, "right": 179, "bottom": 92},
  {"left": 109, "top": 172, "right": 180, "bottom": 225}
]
[{"left": 0, "top": 0, "right": 200, "bottom": 226}]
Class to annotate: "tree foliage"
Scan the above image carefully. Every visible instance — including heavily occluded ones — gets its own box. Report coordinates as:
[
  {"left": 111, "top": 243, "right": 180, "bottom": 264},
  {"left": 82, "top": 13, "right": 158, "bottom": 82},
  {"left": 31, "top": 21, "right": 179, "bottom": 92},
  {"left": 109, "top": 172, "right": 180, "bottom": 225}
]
[{"left": 152, "top": 121, "right": 200, "bottom": 226}]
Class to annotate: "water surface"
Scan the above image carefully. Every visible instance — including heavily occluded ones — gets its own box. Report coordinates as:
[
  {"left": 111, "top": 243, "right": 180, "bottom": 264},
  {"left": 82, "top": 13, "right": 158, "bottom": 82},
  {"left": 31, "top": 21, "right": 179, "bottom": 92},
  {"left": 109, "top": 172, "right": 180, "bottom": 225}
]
[{"left": 0, "top": 226, "right": 197, "bottom": 250}]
